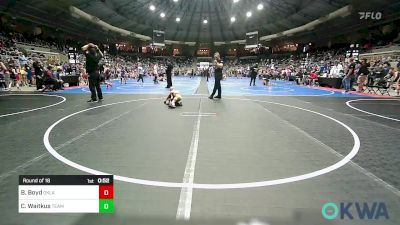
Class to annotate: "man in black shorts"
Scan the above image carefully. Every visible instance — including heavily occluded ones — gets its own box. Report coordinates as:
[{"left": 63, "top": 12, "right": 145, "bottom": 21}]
[
  {"left": 165, "top": 63, "right": 173, "bottom": 88},
  {"left": 249, "top": 63, "right": 258, "bottom": 86},
  {"left": 209, "top": 52, "right": 223, "bottom": 99},
  {"left": 82, "top": 43, "right": 103, "bottom": 102}
]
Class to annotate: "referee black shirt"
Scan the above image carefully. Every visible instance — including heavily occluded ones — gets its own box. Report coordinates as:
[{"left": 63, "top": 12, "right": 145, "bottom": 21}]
[{"left": 85, "top": 48, "right": 102, "bottom": 73}]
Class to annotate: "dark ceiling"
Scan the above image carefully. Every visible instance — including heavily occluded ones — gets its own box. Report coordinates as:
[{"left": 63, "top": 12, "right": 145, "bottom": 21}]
[
  {"left": 70, "top": 0, "right": 350, "bottom": 42},
  {"left": 1, "top": 0, "right": 400, "bottom": 45}
]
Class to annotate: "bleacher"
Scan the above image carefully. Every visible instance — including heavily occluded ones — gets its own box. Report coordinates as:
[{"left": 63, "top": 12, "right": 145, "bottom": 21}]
[{"left": 369, "top": 44, "right": 400, "bottom": 53}]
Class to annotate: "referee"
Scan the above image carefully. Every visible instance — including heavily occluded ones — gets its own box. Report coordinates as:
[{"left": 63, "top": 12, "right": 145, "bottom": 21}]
[
  {"left": 249, "top": 63, "right": 258, "bottom": 86},
  {"left": 209, "top": 52, "right": 223, "bottom": 99},
  {"left": 82, "top": 43, "right": 103, "bottom": 103},
  {"left": 165, "top": 63, "right": 173, "bottom": 88}
]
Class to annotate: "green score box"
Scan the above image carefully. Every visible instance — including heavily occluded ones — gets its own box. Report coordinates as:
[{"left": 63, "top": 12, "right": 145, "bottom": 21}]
[{"left": 99, "top": 199, "right": 114, "bottom": 213}]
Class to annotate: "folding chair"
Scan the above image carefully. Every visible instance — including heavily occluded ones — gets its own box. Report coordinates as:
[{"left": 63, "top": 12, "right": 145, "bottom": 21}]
[
  {"left": 364, "top": 84, "right": 377, "bottom": 94},
  {"left": 377, "top": 86, "right": 391, "bottom": 95},
  {"left": 364, "top": 76, "right": 377, "bottom": 94},
  {"left": 376, "top": 79, "right": 392, "bottom": 96}
]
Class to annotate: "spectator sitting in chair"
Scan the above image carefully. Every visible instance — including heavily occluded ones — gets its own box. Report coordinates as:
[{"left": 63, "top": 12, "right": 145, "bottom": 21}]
[
  {"left": 43, "top": 66, "right": 61, "bottom": 91},
  {"left": 295, "top": 69, "right": 303, "bottom": 85},
  {"left": 307, "top": 71, "right": 318, "bottom": 86},
  {"left": 54, "top": 68, "right": 64, "bottom": 90}
]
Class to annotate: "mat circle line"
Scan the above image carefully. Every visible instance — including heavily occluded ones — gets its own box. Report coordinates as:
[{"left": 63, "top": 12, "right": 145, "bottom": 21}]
[
  {"left": 346, "top": 98, "right": 400, "bottom": 122},
  {"left": 43, "top": 97, "right": 360, "bottom": 189},
  {"left": 0, "top": 94, "right": 66, "bottom": 118}
]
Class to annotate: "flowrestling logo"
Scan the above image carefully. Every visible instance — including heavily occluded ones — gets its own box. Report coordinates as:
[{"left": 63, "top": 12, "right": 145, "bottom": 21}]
[
  {"left": 321, "top": 202, "right": 389, "bottom": 220},
  {"left": 359, "top": 12, "right": 382, "bottom": 20}
]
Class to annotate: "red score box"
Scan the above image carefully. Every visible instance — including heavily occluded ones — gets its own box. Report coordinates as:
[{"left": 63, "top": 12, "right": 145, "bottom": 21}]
[{"left": 99, "top": 185, "right": 114, "bottom": 199}]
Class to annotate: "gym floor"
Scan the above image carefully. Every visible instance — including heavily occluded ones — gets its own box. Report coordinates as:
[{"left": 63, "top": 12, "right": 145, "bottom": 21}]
[{"left": 1, "top": 77, "right": 399, "bottom": 225}]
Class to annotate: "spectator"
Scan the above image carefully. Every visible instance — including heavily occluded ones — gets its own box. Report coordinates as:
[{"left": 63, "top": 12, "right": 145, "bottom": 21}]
[
  {"left": 26, "top": 65, "right": 33, "bottom": 86},
  {"left": 33, "top": 59, "right": 43, "bottom": 90},
  {"left": 43, "top": 66, "right": 60, "bottom": 91},
  {"left": 0, "top": 60, "right": 8, "bottom": 90},
  {"left": 356, "top": 59, "right": 370, "bottom": 92},
  {"left": 343, "top": 58, "right": 355, "bottom": 93},
  {"left": 393, "top": 67, "right": 400, "bottom": 96}
]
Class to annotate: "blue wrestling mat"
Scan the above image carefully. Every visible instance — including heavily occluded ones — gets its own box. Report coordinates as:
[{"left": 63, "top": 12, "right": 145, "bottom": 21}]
[
  {"left": 58, "top": 77, "right": 201, "bottom": 95},
  {"left": 58, "top": 76, "right": 367, "bottom": 97},
  {"left": 208, "top": 77, "right": 366, "bottom": 97}
]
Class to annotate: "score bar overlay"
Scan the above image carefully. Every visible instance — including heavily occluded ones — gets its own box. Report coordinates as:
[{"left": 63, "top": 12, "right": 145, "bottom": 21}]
[{"left": 19, "top": 175, "right": 114, "bottom": 213}]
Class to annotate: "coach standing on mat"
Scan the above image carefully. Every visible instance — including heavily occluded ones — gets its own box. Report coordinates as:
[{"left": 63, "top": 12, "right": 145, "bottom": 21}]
[
  {"left": 82, "top": 43, "right": 103, "bottom": 103},
  {"left": 209, "top": 52, "right": 223, "bottom": 99}
]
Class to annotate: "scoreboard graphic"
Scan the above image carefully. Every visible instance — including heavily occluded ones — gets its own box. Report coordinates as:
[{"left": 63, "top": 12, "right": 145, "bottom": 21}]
[
  {"left": 245, "top": 31, "right": 259, "bottom": 49},
  {"left": 153, "top": 30, "right": 165, "bottom": 47},
  {"left": 346, "top": 43, "right": 360, "bottom": 60},
  {"left": 19, "top": 175, "right": 114, "bottom": 213},
  {"left": 68, "top": 47, "right": 78, "bottom": 64}
]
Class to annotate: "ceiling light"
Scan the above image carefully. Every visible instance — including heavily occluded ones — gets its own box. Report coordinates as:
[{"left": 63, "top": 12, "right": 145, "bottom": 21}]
[
  {"left": 203, "top": 19, "right": 208, "bottom": 24},
  {"left": 246, "top": 11, "right": 252, "bottom": 17},
  {"left": 176, "top": 17, "right": 180, "bottom": 22},
  {"left": 230, "top": 16, "right": 236, "bottom": 22},
  {"left": 160, "top": 12, "right": 165, "bottom": 18},
  {"left": 173, "top": 0, "right": 178, "bottom": 2},
  {"left": 257, "top": 3, "right": 263, "bottom": 10},
  {"left": 149, "top": 5, "right": 155, "bottom": 11},
  {"left": 233, "top": 0, "right": 239, "bottom": 3}
]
